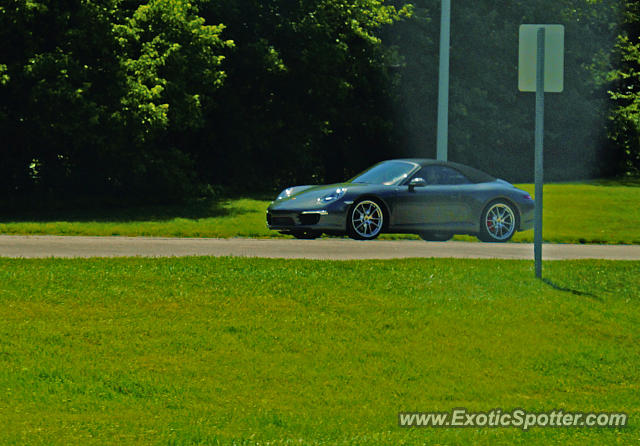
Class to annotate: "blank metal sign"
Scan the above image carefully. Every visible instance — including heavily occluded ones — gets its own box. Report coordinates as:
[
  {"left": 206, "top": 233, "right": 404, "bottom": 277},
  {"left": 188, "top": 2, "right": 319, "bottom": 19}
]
[{"left": 518, "top": 24, "right": 564, "bottom": 93}]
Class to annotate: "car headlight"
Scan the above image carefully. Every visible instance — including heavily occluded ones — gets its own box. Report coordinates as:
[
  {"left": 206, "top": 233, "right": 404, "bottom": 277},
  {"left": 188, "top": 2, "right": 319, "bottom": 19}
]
[
  {"left": 276, "top": 187, "right": 295, "bottom": 200},
  {"left": 318, "top": 187, "right": 346, "bottom": 203}
]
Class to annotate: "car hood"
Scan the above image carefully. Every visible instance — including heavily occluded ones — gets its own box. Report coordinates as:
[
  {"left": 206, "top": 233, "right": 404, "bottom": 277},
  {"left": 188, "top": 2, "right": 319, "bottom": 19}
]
[
  {"left": 496, "top": 178, "right": 515, "bottom": 187},
  {"left": 270, "top": 182, "right": 362, "bottom": 210}
]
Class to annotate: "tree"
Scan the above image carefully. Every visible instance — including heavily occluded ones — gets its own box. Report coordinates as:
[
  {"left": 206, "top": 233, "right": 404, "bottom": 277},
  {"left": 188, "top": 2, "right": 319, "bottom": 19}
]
[
  {"left": 196, "top": 0, "right": 410, "bottom": 189},
  {"left": 0, "top": 0, "right": 231, "bottom": 202},
  {"left": 384, "top": 0, "right": 623, "bottom": 182},
  {"left": 607, "top": 0, "right": 640, "bottom": 175},
  {"left": 111, "top": 0, "right": 233, "bottom": 198},
  {"left": 0, "top": 0, "right": 121, "bottom": 197},
  {"left": 0, "top": 0, "right": 636, "bottom": 205}
]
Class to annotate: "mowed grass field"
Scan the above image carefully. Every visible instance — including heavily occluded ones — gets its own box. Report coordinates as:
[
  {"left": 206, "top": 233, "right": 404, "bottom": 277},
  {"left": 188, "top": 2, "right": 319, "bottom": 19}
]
[
  {"left": 0, "top": 257, "right": 638, "bottom": 445},
  {"left": 0, "top": 181, "right": 638, "bottom": 244}
]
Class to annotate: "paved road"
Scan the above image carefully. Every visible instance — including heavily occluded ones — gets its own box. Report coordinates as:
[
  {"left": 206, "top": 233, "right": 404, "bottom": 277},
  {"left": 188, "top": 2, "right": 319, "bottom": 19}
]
[{"left": 0, "top": 235, "right": 638, "bottom": 260}]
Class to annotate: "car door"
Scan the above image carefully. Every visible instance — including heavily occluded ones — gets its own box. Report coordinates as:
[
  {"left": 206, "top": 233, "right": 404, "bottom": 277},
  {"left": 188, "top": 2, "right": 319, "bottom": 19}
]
[{"left": 392, "top": 165, "right": 474, "bottom": 230}]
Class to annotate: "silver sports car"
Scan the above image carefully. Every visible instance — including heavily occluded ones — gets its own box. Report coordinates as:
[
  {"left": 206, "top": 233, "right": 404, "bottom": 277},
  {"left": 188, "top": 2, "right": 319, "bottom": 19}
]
[{"left": 267, "top": 159, "right": 534, "bottom": 242}]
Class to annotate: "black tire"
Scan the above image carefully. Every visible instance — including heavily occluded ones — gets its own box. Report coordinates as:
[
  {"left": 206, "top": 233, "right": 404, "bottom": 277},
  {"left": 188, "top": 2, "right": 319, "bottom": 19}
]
[
  {"left": 347, "top": 199, "right": 384, "bottom": 240},
  {"left": 419, "top": 231, "right": 453, "bottom": 242},
  {"left": 477, "top": 200, "right": 518, "bottom": 243},
  {"left": 291, "top": 231, "right": 320, "bottom": 240}
]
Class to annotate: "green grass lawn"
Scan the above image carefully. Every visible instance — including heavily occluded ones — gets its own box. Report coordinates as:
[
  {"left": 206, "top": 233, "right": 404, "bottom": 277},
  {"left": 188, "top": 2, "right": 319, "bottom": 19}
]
[
  {"left": 511, "top": 182, "right": 640, "bottom": 244},
  {"left": 0, "top": 181, "right": 638, "bottom": 243},
  {"left": 0, "top": 257, "right": 638, "bottom": 445}
]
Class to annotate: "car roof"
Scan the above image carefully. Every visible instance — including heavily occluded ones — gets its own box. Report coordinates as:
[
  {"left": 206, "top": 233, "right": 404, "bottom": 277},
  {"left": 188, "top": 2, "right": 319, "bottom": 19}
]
[{"left": 393, "top": 158, "right": 497, "bottom": 184}]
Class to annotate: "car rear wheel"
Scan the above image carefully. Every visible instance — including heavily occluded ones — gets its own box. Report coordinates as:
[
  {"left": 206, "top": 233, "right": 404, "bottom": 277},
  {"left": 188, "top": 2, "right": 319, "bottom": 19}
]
[
  {"left": 478, "top": 201, "right": 517, "bottom": 242},
  {"left": 419, "top": 231, "right": 453, "bottom": 242},
  {"left": 348, "top": 199, "right": 384, "bottom": 240}
]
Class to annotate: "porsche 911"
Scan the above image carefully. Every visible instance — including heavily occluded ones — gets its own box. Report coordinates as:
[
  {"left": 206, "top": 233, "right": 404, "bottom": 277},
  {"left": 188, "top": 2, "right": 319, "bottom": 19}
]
[{"left": 266, "top": 159, "right": 534, "bottom": 242}]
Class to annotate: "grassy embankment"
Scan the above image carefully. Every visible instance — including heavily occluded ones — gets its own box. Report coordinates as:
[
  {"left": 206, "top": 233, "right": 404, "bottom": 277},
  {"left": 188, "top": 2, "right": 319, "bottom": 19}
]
[
  {"left": 0, "top": 257, "right": 638, "bottom": 444},
  {"left": 0, "top": 181, "right": 638, "bottom": 243}
]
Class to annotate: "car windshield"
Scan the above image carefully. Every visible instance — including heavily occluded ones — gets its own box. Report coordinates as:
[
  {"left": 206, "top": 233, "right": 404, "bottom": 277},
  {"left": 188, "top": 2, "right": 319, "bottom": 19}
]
[{"left": 349, "top": 161, "right": 417, "bottom": 185}]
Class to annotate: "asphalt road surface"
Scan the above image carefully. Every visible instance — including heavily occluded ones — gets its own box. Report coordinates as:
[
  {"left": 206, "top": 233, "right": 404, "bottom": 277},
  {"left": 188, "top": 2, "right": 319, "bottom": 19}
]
[{"left": 0, "top": 235, "right": 639, "bottom": 260}]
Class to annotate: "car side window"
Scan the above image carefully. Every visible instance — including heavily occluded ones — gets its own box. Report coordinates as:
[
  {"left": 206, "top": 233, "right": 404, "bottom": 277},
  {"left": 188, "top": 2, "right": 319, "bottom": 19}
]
[{"left": 411, "top": 166, "right": 471, "bottom": 185}]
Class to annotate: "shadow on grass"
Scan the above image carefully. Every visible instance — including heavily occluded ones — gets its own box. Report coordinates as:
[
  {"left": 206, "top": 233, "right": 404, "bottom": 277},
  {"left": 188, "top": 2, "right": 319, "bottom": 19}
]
[
  {"left": 542, "top": 278, "right": 602, "bottom": 301},
  {"left": 0, "top": 198, "right": 255, "bottom": 223}
]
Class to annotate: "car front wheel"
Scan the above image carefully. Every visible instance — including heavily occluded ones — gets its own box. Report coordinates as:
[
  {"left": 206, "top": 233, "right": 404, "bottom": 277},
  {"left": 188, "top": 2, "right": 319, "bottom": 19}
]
[
  {"left": 478, "top": 201, "right": 517, "bottom": 242},
  {"left": 348, "top": 199, "right": 384, "bottom": 240}
]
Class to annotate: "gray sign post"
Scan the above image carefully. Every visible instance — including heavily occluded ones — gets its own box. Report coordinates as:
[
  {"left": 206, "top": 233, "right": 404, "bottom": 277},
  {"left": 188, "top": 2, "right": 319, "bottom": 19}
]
[
  {"left": 436, "top": 0, "right": 451, "bottom": 162},
  {"left": 518, "top": 24, "right": 564, "bottom": 278},
  {"left": 534, "top": 28, "right": 545, "bottom": 278}
]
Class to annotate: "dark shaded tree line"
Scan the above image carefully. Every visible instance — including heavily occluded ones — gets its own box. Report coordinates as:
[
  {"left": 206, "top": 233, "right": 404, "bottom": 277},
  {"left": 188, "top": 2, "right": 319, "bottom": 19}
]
[
  {"left": 0, "top": 0, "right": 637, "bottom": 203},
  {"left": 608, "top": 0, "right": 640, "bottom": 176}
]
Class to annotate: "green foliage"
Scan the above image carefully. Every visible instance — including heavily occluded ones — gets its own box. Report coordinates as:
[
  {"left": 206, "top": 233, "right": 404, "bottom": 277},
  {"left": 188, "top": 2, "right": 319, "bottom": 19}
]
[
  {"left": 0, "top": 0, "right": 638, "bottom": 201},
  {"left": 607, "top": 1, "right": 640, "bottom": 175},
  {"left": 196, "top": 0, "right": 408, "bottom": 188},
  {"left": 0, "top": 0, "right": 231, "bottom": 199},
  {"left": 113, "top": 0, "right": 231, "bottom": 136},
  {"left": 386, "top": 0, "right": 624, "bottom": 181},
  {"left": 0, "top": 64, "right": 9, "bottom": 85}
]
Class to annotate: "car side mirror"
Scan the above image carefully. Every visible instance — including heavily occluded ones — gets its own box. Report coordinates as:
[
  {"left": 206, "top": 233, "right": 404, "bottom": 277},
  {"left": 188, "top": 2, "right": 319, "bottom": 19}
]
[{"left": 408, "top": 177, "right": 426, "bottom": 191}]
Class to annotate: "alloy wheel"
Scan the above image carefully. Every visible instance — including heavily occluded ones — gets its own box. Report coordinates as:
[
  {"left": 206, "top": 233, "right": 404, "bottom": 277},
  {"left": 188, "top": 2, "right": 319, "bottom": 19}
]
[
  {"left": 484, "top": 203, "right": 515, "bottom": 241},
  {"left": 351, "top": 200, "right": 383, "bottom": 239}
]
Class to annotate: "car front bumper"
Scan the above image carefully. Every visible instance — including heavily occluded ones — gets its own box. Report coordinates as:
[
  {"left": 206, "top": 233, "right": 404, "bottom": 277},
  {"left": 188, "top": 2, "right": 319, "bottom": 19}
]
[
  {"left": 266, "top": 202, "right": 351, "bottom": 233},
  {"left": 519, "top": 200, "right": 535, "bottom": 231}
]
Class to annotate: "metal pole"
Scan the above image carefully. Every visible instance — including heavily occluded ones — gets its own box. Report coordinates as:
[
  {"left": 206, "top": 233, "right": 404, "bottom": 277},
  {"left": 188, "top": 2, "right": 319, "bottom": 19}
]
[
  {"left": 534, "top": 28, "right": 545, "bottom": 278},
  {"left": 436, "top": 0, "right": 451, "bottom": 161}
]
